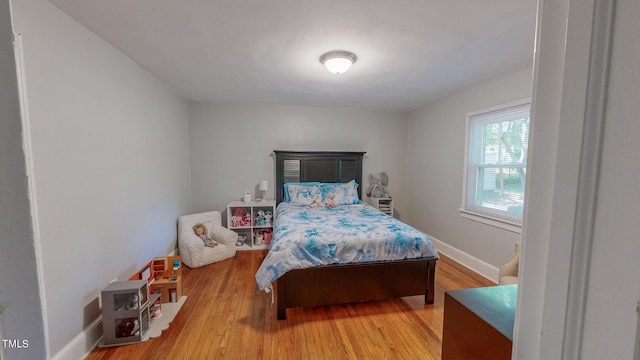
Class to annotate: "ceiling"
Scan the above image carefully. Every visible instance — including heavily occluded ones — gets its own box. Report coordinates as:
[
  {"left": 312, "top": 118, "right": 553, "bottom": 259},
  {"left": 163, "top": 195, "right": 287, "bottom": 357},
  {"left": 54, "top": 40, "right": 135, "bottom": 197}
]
[{"left": 49, "top": 0, "right": 538, "bottom": 112}]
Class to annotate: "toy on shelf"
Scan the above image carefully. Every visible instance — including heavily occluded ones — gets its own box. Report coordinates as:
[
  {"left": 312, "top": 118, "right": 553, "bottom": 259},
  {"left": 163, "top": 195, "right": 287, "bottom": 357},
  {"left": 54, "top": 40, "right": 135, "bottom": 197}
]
[
  {"left": 255, "top": 210, "right": 266, "bottom": 226},
  {"left": 255, "top": 209, "right": 274, "bottom": 226},
  {"left": 231, "top": 207, "right": 252, "bottom": 227},
  {"left": 264, "top": 228, "right": 273, "bottom": 244},
  {"left": 113, "top": 293, "right": 140, "bottom": 311},
  {"left": 255, "top": 228, "right": 273, "bottom": 245},
  {"left": 115, "top": 318, "right": 139, "bottom": 338},
  {"left": 170, "top": 260, "right": 180, "bottom": 281},
  {"left": 151, "top": 308, "right": 162, "bottom": 320},
  {"left": 236, "top": 234, "right": 248, "bottom": 246},
  {"left": 264, "top": 210, "right": 273, "bottom": 225}
]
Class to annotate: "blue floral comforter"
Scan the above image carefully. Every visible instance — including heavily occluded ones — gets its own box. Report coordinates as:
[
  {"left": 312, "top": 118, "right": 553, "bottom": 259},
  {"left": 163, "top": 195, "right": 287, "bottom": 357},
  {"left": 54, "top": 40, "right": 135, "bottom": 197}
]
[{"left": 255, "top": 202, "right": 439, "bottom": 291}]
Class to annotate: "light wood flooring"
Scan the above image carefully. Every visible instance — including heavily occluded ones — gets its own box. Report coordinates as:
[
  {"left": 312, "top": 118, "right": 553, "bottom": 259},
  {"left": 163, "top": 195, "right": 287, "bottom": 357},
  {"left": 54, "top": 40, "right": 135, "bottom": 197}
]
[{"left": 87, "top": 250, "right": 494, "bottom": 360}]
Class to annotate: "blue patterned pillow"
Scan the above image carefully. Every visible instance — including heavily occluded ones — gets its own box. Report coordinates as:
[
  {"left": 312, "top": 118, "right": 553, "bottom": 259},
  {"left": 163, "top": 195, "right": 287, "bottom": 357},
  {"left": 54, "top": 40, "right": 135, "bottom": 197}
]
[
  {"left": 287, "top": 184, "right": 323, "bottom": 207},
  {"left": 321, "top": 180, "right": 360, "bottom": 206},
  {"left": 283, "top": 182, "right": 321, "bottom": 202}
]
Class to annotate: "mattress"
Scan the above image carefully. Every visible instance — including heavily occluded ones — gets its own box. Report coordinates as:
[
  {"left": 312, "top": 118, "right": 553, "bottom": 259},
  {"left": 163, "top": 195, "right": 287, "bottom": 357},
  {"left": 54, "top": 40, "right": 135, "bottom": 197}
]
[{"left": 255, "top": 201, "right": 439, "bottom": 291}]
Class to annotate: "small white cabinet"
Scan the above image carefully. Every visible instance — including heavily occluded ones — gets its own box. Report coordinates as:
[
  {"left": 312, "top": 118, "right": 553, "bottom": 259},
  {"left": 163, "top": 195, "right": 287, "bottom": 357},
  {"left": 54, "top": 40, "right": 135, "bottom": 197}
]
[
  {"left": 226, "top": 200, "right": 276, "bottom": 250},
  {"left": 370, "top": 197, "right": 394, "bottom": 216}
]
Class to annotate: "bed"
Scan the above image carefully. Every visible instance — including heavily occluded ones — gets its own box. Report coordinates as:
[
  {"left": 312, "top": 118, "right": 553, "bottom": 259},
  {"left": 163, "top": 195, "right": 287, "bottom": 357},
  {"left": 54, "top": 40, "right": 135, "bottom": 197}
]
[{"left": 257, "top": 150, "right": 439, "bottom": 320}]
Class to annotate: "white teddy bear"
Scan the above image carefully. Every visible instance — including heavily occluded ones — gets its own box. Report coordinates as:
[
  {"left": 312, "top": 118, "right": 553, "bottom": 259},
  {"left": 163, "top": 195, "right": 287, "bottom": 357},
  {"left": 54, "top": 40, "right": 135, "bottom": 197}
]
[{"left": 310, "top": 193, "right": 325, "bottom": 208}]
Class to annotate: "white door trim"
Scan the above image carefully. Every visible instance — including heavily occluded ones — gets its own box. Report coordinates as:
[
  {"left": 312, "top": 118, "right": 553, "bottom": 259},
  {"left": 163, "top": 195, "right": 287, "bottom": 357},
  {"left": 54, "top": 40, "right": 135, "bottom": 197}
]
[
  {"left": 559, "top": 1, "right": 616, "bottom": 359},
  {"left": 516, "top": 0, "right": 617, "bottom": 359}
]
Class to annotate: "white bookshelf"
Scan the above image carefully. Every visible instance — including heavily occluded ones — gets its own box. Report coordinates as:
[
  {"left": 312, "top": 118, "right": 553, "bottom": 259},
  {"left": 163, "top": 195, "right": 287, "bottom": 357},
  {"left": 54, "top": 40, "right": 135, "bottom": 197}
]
[{"left": 226, "top": 200, "right": 276, "bottom": 250}]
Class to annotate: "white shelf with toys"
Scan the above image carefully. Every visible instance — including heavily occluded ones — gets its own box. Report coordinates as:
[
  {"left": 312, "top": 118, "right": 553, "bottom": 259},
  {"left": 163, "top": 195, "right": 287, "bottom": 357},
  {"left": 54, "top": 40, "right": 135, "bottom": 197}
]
[{"left": 226, "top": 200, "right": 275, "bottom": 251}]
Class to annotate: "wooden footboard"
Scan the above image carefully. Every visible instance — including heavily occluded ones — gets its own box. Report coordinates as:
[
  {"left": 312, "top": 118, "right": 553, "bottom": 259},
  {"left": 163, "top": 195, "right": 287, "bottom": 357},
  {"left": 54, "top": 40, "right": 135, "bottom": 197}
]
[{"left": 276, "top": 258, "right": 437, "bottom": 320}]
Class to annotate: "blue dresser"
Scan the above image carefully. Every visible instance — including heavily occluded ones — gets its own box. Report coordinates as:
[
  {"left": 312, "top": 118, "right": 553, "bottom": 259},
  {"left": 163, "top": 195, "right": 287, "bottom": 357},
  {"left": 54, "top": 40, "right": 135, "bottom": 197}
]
[{"left": 442, "top": 285, "right": 517, "bottom": 360}]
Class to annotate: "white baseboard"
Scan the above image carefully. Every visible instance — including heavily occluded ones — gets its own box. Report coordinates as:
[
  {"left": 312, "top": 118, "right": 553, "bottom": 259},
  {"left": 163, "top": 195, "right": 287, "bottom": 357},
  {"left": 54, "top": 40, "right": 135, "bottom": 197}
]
[
  {"left": 52, "top": 250, "right": 180, "bottom": 359},
  {"left": 427, "top": 233, "right": 499, "bottom": 284},
  {"left": 50, "top": 315, "right": 103, "bottom": 360}
]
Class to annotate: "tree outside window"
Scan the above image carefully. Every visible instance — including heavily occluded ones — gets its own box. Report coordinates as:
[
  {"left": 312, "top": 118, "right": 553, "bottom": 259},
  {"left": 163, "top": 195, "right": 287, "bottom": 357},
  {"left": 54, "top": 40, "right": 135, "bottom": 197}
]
[{"left": 463, "top": 100, "right": 530, "bottom": 226}]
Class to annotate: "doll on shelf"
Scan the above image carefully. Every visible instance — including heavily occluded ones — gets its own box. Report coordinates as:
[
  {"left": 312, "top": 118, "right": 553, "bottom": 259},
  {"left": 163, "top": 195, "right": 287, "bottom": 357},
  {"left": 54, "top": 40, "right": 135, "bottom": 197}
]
[{"left": 192, "top": 223, "right": 218, "bottom": 247}]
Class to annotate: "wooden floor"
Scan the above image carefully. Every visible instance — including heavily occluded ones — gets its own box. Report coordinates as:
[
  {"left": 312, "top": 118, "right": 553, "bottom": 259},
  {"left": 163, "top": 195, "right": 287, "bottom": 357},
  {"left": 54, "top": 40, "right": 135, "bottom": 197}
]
[{"left": 87, "top": 251, "right": 494, "bottom": 360}]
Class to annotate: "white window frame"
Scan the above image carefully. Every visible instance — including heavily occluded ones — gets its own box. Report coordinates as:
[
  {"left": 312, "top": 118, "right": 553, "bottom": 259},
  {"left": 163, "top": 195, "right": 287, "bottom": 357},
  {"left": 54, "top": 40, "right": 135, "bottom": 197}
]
[{"left": 460, "top": 98, "right": 531, "bottom": 233}]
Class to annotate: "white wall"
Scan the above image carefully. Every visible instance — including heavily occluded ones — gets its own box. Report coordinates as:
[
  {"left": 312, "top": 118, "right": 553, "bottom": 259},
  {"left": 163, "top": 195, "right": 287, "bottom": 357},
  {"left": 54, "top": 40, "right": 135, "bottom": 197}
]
[
  {"left": 406, "top": 68, "right": 532, "bottom": 271},
  {"left": 188, "top": 102, "right": 409, "bottom": 218},
  {"left": 0, "top": 0, "right": 46, "bottom": 359},
  {"left": 10, "top": 0, "right": 192, "bottom": 357}
]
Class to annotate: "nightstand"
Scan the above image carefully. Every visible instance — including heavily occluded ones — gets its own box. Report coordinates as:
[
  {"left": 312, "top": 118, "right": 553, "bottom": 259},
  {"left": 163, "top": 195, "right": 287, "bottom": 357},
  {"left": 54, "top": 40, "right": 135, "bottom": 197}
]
[{"left": 370, "top": 197, "right": 393, "bottom": 216}]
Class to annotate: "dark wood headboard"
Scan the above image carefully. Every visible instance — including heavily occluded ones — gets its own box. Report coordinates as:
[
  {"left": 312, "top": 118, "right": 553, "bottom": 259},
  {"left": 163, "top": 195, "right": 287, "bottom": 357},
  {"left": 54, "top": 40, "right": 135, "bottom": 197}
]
[{"left": 274, "top": 151, "right": 366, "bottom": 204}]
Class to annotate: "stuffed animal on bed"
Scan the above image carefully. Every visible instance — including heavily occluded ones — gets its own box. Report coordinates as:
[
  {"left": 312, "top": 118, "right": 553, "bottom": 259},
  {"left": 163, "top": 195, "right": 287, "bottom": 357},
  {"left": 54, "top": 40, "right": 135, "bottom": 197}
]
[
  {"left": 324, "top": 192, "right": 337, "bottom": 208},
  {"left": 366, "top": 172, "right": 390, "bottom": 198},
  {"left": 310, "top": 193, "right": 325, "bottom": 208}
]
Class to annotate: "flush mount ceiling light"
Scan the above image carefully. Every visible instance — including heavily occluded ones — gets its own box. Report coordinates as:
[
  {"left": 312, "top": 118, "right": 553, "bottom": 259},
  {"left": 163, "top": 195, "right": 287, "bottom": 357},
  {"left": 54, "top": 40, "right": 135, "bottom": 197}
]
[{"left": 319, "top": 50, "right": 357, "bottom": 74}]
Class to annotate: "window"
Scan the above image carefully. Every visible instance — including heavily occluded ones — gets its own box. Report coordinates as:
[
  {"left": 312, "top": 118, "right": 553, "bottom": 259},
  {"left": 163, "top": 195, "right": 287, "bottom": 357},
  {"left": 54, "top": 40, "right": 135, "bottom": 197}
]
[{"left": 461, "top": 100, "right": 530, "bottom": 231}]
